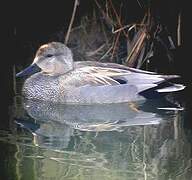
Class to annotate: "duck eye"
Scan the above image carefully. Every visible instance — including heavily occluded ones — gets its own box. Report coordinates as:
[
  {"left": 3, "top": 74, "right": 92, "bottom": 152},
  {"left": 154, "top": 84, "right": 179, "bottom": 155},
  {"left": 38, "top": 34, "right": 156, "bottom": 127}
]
[{"left": 46, "top": 54, "right": 53, "bottom": 58}]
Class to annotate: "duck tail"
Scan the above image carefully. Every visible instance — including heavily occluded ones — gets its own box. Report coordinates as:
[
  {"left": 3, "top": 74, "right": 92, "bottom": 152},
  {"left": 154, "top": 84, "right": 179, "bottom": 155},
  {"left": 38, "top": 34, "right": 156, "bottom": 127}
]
[
  {"left": 160, "top": 74, "right": 181, "bottom": 80},
  {"left": 156, "top": 83, "right": 185, "bottom": 93}
]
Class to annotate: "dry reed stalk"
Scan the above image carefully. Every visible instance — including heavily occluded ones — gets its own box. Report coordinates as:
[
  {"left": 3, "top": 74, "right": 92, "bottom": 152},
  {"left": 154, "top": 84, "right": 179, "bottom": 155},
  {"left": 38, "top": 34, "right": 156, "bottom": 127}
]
[
  {"left": 125, "top": 29, "right": 147, "bottom": 67},
  {"left": 94, "top": 0, "right": 114, "bottom": 26},
  {"left": 100, "top": 19, "right": 110, "bottom": 45},
  {"left": 13, "top": 65, "right": 17, "bottom": 95},
  {"left": 124, "top": 11, "right": 151, "bottom": 67},
  {"left": 111, "top": 31, "right": 121, "bottom": 61},
  {"left": 108, "top": 0, "right": 128, "bottom": 38},
  {"left": 86, "top": 44, "right": 106, "bottom": 57},
  {"left": 112, "top": 24, "right": 134, "bottom": 34},
  {"left": 177, "top": 12, "right": 181, "bottom": 46},
  {"left": 136, "top": 0, "right": 143, "bottom": 9},
  {"left": 100, "top": 46, "right": 113, "bottom": 60},
  {"left": 65, "top": 0, "right": 79, "bottom": 44}
]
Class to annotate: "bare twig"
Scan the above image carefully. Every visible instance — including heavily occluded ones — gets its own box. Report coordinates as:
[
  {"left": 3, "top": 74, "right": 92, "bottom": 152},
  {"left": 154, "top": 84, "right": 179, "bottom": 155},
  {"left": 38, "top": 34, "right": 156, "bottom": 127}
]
[{"left": 65, "top": 0, "right": 79, "bottom": 44}]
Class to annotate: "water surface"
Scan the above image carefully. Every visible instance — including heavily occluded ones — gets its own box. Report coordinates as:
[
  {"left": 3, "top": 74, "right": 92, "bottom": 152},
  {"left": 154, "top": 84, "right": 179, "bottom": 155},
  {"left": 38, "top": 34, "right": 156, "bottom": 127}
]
[{"left": 1, "top": 95, "right": 192, "bottom": 180}]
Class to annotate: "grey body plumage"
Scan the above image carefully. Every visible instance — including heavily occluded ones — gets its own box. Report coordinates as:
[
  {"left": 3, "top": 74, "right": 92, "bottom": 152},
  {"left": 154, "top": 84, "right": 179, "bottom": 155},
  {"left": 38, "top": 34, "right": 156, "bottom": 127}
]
[{"left": 17, "top": 42, "right": 185, "bottom": 104}]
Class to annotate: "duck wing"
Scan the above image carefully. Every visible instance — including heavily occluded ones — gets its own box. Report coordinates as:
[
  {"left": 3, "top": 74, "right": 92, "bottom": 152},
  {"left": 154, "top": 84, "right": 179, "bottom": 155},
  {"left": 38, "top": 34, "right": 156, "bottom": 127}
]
[
  {"left": 59, "top": 66, "right": 124, "bottom": 87},
  {"left": 59, "top": 66, "right": 159, "bottom": 91},
  {"left": 76, "top": 66, "right": 177, "bottom": 84},
  {"left": 74, "top": 61, "right": 157, "bottom": 74},
  {"left": 60, "top": 64, "right": 184, "bottom": 93}
]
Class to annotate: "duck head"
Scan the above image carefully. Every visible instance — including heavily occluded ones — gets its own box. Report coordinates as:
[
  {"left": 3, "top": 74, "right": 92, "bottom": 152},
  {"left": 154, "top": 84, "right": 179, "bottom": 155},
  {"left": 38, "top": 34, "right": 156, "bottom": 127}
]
[{"left": 16, "top": 42, "right": 74, "bottom": 77}]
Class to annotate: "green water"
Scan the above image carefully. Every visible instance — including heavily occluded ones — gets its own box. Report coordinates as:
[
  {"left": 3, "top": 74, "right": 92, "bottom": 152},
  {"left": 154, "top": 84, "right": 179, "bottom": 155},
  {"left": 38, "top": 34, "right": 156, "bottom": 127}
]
[{"left": 1, "top": 97, "right": 192, "bottom": 180}]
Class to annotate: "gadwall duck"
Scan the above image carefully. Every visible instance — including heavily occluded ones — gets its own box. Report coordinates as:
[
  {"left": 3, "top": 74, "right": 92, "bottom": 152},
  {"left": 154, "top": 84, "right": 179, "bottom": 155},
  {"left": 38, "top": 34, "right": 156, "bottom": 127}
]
[{"left": 16, "top": 42, "right": 185, "bottom": 104}]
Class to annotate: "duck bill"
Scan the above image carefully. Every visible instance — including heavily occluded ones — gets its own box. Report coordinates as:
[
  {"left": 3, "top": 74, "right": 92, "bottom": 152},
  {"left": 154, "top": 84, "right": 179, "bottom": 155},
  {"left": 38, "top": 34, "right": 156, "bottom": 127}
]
[{"left": 16, "top": 63, "right": 41, "bottom": 78}]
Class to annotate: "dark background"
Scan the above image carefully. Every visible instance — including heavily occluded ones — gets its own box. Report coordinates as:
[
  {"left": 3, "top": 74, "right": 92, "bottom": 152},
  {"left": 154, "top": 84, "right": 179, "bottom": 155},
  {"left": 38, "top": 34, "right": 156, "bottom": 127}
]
[{"left": 2, "top": 0, "right": 192, "bottom": 127}]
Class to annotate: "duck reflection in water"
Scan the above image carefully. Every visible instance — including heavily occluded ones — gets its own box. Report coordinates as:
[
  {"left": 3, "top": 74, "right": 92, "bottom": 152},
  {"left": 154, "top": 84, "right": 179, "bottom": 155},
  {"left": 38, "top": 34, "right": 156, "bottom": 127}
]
[{"left": 14, "top": 97, "right": 182, "bottom": 149}]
